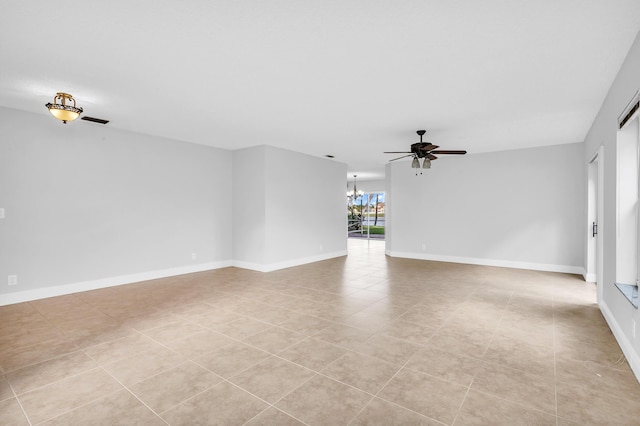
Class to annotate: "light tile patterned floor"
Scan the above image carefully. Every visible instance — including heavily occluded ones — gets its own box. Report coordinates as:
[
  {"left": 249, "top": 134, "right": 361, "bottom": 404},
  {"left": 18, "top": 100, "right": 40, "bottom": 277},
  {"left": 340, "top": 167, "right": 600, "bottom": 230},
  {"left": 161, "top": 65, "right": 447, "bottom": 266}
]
[{"left": 2, "top": 239, "right": 640, "bottom": 425}]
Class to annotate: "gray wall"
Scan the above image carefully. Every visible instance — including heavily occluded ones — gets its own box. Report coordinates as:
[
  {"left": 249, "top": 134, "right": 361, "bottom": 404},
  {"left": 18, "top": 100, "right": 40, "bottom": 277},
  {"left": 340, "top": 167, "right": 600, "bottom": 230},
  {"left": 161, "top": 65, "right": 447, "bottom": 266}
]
[
  {"left": 386, "top": 142, "right": 585, "bottom": 272},
  {"left": 1, "top": 110, "right": 349, "bottom": 301},
  {"left": 232, "top": 146, "right": 267, "bottom": 266},
  {"left": 1, "top": 110, "right": 351, "bottom": 300},
  {"left": 583, "top": 29, "right": 640, "bottom": 378},
  {"left": 232, "top": 145, "right": 347, "bottom": 270},
  {"left": 0, "top": 107, "right": 233, "bottom": 297},
  {"left": 264, "top": 146, "right": 347, "bottom": 266}
]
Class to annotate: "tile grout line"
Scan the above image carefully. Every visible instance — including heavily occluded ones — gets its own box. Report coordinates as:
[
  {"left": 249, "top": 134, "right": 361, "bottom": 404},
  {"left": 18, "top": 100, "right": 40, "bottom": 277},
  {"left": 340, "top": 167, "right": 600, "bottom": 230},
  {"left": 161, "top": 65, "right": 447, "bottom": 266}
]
[
  {"left": 235, "top": 380, "right": 313, "bottom": 426},
  {"left": 218, "top": 278, "right": 556, "bottom": 420},
  {"left": 345, "top": 353, "right": 418, "bottom": 426},
  {"left": 130, "top": 319, "right": 319, "bottom": 424},
  {"left": 466, "top": 388, "right": 560, "bottom": 418},
  {"left": 153, "top": 374, "right": 299, "bottom": 424},
  {"left": 449, "top": 381, "right": 473, "bottom": 426},
  {"left": 1, "top": 337, "right": 79, "bottom": 375},
  {"left": 2, "top": 347, "right": 86, "bottom": 377},
  {"left": 84, "top": 352, "right": 171, "bottom": 425},
  {"left": 9, "top": 365, "right": 107, "bottom": 403},
  {"left": 355, "top": 395, "right": 450, "bottom": 426},
  {"left": 449, "top": 289, "right": 515, "bottom": 425},
  {"left": 17, "top": 348, "right": 155, "bottom": 425},
  {"left": 185, "top": 329, "right": 421, "bottom": 418},
  {"left": 7, "top": 378, "right": 33, "bottom": 426},
  {"left": 232, "top": 346, "right": 407, "bottom": 425},
  {"left": 262, "top": 364, "right": 389, "bottom": 425},
  {"left": 32, "top": 387, "right": 131, "bottom": 425},
  {"left": 240, "top": 405, "right": 311, "bottom": 426},
  {"left": 3, "top": 243, "right": 619, "bottom": 425}
]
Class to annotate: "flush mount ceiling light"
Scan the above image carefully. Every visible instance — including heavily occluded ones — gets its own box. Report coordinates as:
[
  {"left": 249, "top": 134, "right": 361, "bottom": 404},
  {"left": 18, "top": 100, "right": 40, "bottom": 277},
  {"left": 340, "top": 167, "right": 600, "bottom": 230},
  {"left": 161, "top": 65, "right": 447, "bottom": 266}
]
[{"left": 45, "top": 92, "right": 83, "bottom": 123}]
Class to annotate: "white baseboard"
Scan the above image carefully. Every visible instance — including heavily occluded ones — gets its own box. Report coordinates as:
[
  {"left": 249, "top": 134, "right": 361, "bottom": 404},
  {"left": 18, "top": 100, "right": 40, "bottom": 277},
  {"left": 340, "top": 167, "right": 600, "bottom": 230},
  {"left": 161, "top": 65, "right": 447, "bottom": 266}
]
[
  {"left": 233, "top": 250, "right": 347, "bottom": 272},
  {"left": 599, "top": 299, "right": 640, "bottom": 383},
  {"left": 385, "top": 250, "right": 583, "bottom": 275},
  {"left": 1, "top": 251, "right": 349, "bottom": 306},
  {"left": 584, "top": 272, "right": 597, "bottom": 282},
  {"left": 0, "top": 261, "right": 232, "bottom": 306},
  {"left": 1, "top": 249, "right": 576, "bottom": 305}
]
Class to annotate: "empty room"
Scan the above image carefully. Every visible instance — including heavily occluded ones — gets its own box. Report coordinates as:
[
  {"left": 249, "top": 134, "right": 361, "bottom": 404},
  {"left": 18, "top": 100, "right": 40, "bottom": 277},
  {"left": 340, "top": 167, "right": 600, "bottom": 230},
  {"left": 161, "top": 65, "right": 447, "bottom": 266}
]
[{"left": 3, "top": 1, "right": 640, "bottom": 425}]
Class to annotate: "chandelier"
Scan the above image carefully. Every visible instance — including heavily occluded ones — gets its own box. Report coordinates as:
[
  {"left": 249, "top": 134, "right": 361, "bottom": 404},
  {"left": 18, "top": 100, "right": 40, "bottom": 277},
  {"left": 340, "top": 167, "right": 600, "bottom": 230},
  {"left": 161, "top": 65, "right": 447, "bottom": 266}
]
[{"left": 347, "top": 174, "right": 364, "bottom": 200}]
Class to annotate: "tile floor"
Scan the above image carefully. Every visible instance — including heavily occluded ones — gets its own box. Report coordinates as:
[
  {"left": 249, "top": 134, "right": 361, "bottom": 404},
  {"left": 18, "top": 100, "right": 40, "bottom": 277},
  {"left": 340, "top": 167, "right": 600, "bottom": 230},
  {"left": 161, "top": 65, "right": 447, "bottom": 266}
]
[{"left": 2, "top": 239, "right": 640, "bottom": 425}]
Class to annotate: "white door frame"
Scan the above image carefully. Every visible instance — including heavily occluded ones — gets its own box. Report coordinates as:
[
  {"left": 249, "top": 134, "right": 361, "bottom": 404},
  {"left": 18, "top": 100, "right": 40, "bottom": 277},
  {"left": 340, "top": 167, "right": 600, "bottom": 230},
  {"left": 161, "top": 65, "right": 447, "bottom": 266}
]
[{"left": 586, "top": 145, "right": 604, "bottom": 304}]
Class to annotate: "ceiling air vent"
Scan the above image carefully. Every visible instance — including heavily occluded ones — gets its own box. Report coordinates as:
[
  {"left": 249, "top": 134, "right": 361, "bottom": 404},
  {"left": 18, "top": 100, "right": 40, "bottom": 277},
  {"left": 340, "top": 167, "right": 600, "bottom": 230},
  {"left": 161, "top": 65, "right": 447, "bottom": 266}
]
[{"left": 81, "top": 116, "right": 109, "bottom": 125}]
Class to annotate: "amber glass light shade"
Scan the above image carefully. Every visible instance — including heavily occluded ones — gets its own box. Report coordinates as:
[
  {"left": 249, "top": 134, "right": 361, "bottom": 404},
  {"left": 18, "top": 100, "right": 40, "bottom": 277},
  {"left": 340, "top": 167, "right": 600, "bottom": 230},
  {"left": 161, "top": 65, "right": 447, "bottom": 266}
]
[{"left": 46, "top": 92, "right": 83, "bottom": 123}]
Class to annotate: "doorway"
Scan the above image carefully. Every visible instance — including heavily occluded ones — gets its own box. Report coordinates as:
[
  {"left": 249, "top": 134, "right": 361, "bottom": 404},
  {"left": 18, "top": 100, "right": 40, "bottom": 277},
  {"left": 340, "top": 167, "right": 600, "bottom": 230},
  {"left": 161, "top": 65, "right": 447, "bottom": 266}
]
[{"left": 347, "top": 192, "right": 385, "bottom": 240}]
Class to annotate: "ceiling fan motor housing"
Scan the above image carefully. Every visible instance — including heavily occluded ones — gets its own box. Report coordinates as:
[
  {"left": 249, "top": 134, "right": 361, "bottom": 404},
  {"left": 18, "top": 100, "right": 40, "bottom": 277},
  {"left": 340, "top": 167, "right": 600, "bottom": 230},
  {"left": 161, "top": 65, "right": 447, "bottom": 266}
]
[{"left": 411, "top": 142, "right": 431, "bottom": 158}]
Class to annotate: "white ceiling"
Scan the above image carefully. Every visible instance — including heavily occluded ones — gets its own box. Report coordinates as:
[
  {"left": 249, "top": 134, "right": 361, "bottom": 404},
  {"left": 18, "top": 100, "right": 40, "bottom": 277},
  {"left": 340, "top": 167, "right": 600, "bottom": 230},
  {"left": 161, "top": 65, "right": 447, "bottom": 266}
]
[{"left": 2, "top": 1, "right": 640, "bottom": 180}]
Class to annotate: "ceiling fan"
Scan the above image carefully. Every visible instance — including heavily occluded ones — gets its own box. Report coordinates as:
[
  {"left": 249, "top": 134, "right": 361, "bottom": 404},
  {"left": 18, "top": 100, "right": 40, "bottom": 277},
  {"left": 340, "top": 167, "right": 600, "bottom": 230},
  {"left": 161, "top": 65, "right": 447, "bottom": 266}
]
[{"left": 384, "top": 130, "right": 467, "bottom": 173}]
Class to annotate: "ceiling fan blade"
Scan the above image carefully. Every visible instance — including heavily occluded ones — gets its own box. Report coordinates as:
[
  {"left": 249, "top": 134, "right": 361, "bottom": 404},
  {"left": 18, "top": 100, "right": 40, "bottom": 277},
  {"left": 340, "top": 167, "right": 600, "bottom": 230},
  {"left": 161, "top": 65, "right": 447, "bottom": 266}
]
[
  {"left": 388, "top": 154, "right": 414, "bottom": 162},
  {"left": 384, "top": 151, "right": 412, "bottom": 153},
  {"left": 429, "top": 150, "right": 467, "bottom": 155},
  {"left": 427, "top": 154, "right": 438, "bottom": 160},
  {"left": 418, "top": 144, "right": 439, "bottom": 151}
]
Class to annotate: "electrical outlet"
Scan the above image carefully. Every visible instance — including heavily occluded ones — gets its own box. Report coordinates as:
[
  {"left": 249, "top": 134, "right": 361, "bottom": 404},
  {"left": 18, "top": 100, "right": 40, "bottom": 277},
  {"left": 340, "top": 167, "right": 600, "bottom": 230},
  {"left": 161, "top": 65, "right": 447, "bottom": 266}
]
[
  {"left": 8, "top": 275, "right": 17, "bottom": 286},
  {"left": 421, "top": 243, "right": 426, "bottom": 251},
  {"left": 0, "top": 208, "right": 4, "bottom": 219},
  {"left": 319, "top": 244, "right": 324, "bottom": 251},
  {"left": 191, "top": 253, "right": 197, "bottom": 261}
]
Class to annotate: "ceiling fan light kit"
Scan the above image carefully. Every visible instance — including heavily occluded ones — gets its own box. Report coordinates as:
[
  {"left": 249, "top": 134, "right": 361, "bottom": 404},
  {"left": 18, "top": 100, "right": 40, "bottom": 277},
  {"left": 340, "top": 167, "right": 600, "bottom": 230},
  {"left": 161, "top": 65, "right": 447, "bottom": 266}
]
[
  {"left": 384, "top": 130, "right": 466, "bottom": 175},
  {"left": 45, "top": 92, "right": 83, "bottom": 123}
]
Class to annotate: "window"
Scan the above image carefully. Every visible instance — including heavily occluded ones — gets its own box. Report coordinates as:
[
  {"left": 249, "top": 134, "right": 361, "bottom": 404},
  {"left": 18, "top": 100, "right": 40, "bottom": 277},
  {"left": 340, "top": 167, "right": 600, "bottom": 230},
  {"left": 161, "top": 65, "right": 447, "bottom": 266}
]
[{"left": 615, "top": 93, "right": 640, "bottom": 307}]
